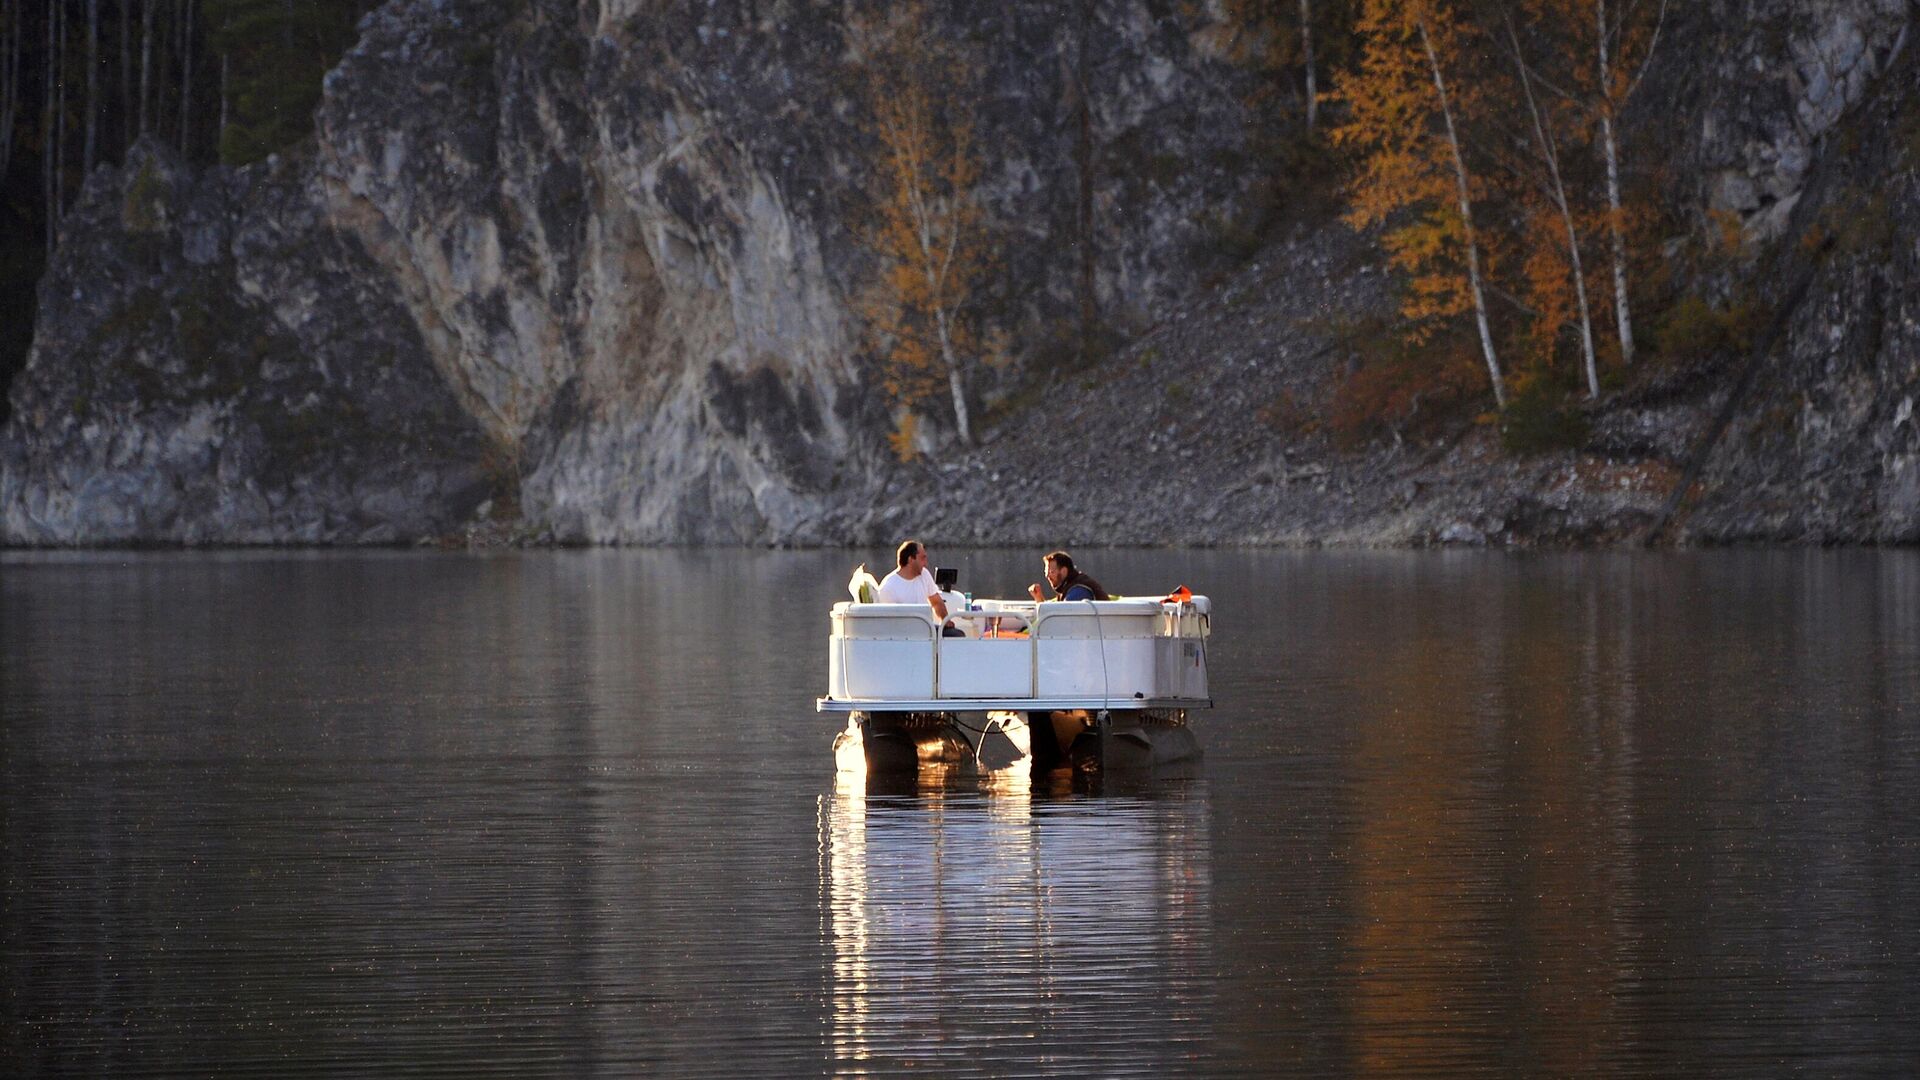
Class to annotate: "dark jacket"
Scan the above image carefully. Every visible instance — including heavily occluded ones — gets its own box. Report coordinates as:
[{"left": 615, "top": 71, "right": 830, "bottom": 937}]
[{"left": 1053, "top": 569, "right": 1110, "bottom": 601}]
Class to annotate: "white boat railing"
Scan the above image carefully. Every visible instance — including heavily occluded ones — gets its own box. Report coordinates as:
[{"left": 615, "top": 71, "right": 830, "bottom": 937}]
[{"left": 820, "top": 596, "right": 1211, "bottom": 712}]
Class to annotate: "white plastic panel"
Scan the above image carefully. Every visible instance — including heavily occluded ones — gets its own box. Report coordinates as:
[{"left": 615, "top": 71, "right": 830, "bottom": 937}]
[
  {"left": 1035, "top": 638, "right": 1156, "bottom": 699},
  {"left": 937, "top": 639, "right": 1033, "bottom": 698},
  {"left": 832, "top": 639, "right": 934, "bottom": 699}
]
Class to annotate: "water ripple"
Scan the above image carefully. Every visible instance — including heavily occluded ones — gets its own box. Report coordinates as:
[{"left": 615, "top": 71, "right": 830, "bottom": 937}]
[{"left": 4, "top": 549, "right": 1919, "bottom": 1076}]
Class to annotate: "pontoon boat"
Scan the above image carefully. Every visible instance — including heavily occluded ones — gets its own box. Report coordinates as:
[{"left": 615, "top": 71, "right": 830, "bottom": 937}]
[{"left": 818, "top": 593, "right": 1212, "bottom": 773}]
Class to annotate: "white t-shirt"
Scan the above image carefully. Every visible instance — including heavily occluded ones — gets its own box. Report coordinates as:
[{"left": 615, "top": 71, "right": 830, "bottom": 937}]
[{"left": 876, "top": 568, "right": 937, "bottom": 606}]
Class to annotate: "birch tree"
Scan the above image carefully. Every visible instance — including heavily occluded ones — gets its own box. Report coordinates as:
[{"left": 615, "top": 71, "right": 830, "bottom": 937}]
[
  {"left": 0, "top": 0, "right": 19, "bottom": 183},
  {"left": 139, "top": 0, "right": 152, "bottom": 136},
  {"left": 178, "top": 0, "right": 193, "bottom": 154},
  {"left": 120, "top": 0, "right": 131, "bottom": 151},
  {"left": 84, "top": 0, "right": 99, "bottom": 175},
  {"left": 45, "top": 0, "right": 61, "bottom": 247},
  {"left": 1299, "top": 0, "right": 1318, "bottom": 131},
  {"left": 1336, "top": 0, "right": 1506, "bottom": 407},
  {"left": 856, "top": 3, "right": 994, "bottom": 447},
  {"left": 1587, "top": 0, "right": 1664, "bottom": 367},
  {"left": 1225, "top": 0, "right": 1352, "bottom": 133},
  {"left": 1061, "top": 0, "right": 1097, "bottom": 366},
  {"left": 1500, "top": 10, "right": 1600, "bottom": 398}
]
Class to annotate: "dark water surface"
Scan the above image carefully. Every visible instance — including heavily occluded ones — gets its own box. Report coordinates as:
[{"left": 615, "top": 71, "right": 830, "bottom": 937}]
[{"left": 4, "top": 549, "right": 1918, "bottom": 1076}]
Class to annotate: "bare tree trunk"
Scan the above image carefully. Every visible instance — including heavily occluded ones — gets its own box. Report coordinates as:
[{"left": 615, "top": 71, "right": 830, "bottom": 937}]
[
  {"left": 178, "top": 0, "right": 191, "bottom": 155},
  {"left": 1508, "top": 16, "right": 1600, "bottom": 399},
  {"left": 1418, "top": 17, "right": 1505, "bottom": 408},
  {"left": 139, "top": 0, "right": 152, "bottom": 137},
  {"left": 1596, "top": 0, "right": 1636, "bottom": 366},
  {"left": 3, "top": 0, "right": 23, "bottom": 184},
  {"left": 0, "top": 0, "right": 17, "bottom": 183},
  {"left": 45, "top": 0, "right": 56, "bottom": 248},
  {"left": 54, "top": 0, "right": 67, "bottom": 221},
  {"left": 1299, "top": 0, "right": 1317, "bottom": 132},
  {"left": 1074, "top": 0, "right": 1095, "bottom": 368},
  {"left": 903, "top": 156, "right": 975, "bottom": 448},
  {"left": 158, "top": 0, "right": 177, "bottom": 144},
  {"left": 933, "top": 195, "right": 975, "bottom": 448},
  {"left": 119, "top": 0, "right": 130, "bottom": 153},
  {"left": 934, "top": 307, "right": 974, "bottom": 447},
  {"left": 84, "top": 0, "right": 98, "bottom": 175}
]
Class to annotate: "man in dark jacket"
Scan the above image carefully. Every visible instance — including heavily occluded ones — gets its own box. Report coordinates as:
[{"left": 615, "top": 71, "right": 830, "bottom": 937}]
[{"left": 1027, "top": 550, "right": 1110, "bottom": 602}]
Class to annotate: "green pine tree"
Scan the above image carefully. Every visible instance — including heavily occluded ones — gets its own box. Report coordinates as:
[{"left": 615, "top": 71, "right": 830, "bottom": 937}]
[{"left": 204, "top": 0, "right": 373, "bottom": 165}]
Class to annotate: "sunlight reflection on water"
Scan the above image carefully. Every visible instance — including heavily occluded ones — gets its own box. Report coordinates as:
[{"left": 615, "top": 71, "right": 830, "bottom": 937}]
[{"left": 820, "top": 767, "right": 1214, "bottom": 1077}]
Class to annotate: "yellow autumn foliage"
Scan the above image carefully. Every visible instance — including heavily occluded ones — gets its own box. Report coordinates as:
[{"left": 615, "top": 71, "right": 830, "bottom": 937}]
[
  {"left": 853, "top": 1, "right": 993, "bottom": 445},
  {"left": 1333, "top": 0, "right": 1491, "bottom": 348}
]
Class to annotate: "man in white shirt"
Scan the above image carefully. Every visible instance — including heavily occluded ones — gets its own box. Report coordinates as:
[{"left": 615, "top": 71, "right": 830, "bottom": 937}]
[{"left": 876, "top": 539, "right": 953, "bottom": 630}]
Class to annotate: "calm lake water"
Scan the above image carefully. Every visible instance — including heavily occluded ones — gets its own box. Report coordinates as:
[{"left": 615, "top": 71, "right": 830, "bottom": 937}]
[{"left": 3, "top": 548, "right": 1918, "bottom": 1076}]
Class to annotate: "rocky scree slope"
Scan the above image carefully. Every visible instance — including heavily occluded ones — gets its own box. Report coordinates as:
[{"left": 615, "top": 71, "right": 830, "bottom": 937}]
[
  {"left": 852, "top": 0, "right": 1920, "bottom": 548},
  {"left": 858, "top": 225, "right": 1685, "bottom": 549}
]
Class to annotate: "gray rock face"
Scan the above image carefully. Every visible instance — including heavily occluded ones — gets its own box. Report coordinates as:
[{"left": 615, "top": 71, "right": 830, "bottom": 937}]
[
  {"left": 3, "top": 0, "right": 1261, "bottom": 545},
  {"left": 0, "top": 143, "right": 491, "bottom": 544},
  {"left": 1685, "top": 0, "right": 1910, "bottom": 240},
  {"left": 2, "top": 0, "right": 1915, "bottom": 547},
  {"left": 305, "top": 0, "right": 1258, "bottom": 543},
  {"left": 1683, "top": 54, "right": 1920, "bottom": 544}
]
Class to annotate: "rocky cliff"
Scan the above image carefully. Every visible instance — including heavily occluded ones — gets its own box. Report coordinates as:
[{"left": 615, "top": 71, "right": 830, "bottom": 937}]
[
  {"left": 2, "top": 0, "right": 1916, "bottom": 547},
  {"left": 4, "top": 0, "right": 1260, "bottom": 545},
  {"left": 1674, "top": 0, "right": 1920, "bottom": 542},
  {"left": 0, "top": 144, "right": 490, "bottom": 543}
]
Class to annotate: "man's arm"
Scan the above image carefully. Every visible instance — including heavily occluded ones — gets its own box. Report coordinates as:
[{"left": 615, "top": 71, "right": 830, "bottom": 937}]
[{"left": 928, "top": 592, "right": 949, "bottom": 621}]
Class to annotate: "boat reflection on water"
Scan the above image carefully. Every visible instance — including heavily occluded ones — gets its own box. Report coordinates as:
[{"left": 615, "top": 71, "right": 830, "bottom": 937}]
[{"left": 818, "top": 763, "right": 1215, "bottom": 1075}]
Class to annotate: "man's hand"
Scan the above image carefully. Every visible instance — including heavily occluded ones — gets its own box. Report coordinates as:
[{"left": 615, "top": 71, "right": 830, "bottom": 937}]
[{"left": 1027, "top": 583, "right": 1045, "bottom": 601}]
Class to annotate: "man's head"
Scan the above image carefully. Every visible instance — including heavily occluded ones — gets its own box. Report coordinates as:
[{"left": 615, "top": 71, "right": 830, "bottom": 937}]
[
  {"left": 1043, "top": 550, "right": 1075, "bottom": 589},
  {"left": 897, "top": 539, "right": 929, "bottom": 572}
]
